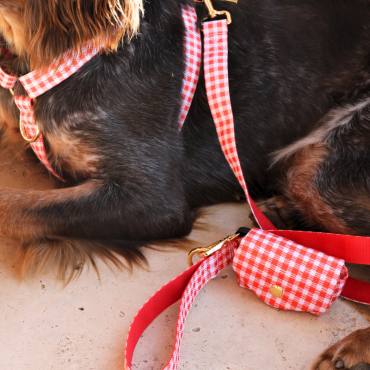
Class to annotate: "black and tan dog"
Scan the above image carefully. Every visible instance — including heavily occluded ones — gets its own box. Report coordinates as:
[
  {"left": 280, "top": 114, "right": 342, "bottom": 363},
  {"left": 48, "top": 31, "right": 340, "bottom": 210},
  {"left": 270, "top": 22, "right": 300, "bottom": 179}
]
[{"left": 0, "top": 0, "right": 369, "bottom": 368}]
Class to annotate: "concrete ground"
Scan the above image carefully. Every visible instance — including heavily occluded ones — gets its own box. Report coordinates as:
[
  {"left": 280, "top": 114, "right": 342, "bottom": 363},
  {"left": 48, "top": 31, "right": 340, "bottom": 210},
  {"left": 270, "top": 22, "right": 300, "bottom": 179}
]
[{"left": 0, "top": 146, "right": 369, "bottom": 370}]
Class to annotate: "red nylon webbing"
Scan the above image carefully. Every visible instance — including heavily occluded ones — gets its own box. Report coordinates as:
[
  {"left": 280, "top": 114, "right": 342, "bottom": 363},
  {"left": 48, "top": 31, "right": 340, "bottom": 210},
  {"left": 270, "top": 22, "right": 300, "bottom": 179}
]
[
  {"left": 270, "top": 229, "right": 370, "bottom": 265},
  {"left": 125, "top": 12, "right": 370, "bottom": 370},
  {"left": 125, "top": 261, "right": 201, "bottom": 369}
]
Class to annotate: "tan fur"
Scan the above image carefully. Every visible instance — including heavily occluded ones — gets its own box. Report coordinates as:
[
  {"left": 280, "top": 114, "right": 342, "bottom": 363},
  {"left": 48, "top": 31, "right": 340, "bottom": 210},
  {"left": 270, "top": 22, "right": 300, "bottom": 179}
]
[
  {"left": 17, "top": 237, "right": 145, "bottom": 284},
  {"left": 312, "top": 326, "right": 370, "bottom": 370},
  {"left": 0, "top": 180, "right": 146, "bottom": 282},
  {"left": 47, "top": 131, "right": 101, "bottom": 179},
  {"left": 286, "top": 143, "right": 352, "bottom": 234},
  {"left": 25, "top": 0, "right": 144, "bottom": 70},
  {"left": 0, "top": 0, "right": 143, "bottom": 70},
  {"left": 272, "top": 98, "right": 370, "bottom": 166},
  {"left": 0, "top": 1, "right": 26, "bottom": 57},
  {"left": 0, "top": 180, "right": 100, "bottom": 240}
]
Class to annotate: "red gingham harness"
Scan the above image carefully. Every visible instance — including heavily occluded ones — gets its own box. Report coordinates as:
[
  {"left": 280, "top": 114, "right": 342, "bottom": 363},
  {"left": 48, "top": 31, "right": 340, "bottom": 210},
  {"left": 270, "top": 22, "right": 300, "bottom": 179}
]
[
  {"left": 0, "top": 8, "right": 200, "bottom": 181},
  {"left": 0, "top": 45, "right": 102, "bottom": 181}
]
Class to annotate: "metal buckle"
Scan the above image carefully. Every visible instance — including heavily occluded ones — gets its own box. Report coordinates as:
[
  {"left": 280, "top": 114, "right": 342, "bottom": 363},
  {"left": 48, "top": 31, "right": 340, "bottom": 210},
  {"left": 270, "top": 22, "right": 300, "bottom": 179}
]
[
  {"left": 19, "top": 118, "right": 40, "bottom": 143},
  {"left": 187, "top": 233, "right": 239, "bottom": 266},
  {"left": 196, "top": 0, "right": 237, "bottom": 25},
  {"left": 10, "top": 88, "right": 40, "bottom": 143}
]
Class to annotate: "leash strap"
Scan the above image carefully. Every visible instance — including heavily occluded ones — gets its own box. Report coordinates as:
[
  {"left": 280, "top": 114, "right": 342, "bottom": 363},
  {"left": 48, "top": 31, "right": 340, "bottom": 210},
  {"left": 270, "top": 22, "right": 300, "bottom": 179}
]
[
  {"left": 125, "top": 242, "right": 236, "bottom": 370},
  {"left": 125, "top": 14, "right": 370, "bottom": 370},
  {"left": 202, "top": 19, "right": 370, "bottom": 303},
  {"left": 203, "top": 19, "right": 276, "bottom": 230},
  {"left": 178, "top": 5, "right": 202, "bottom": 129}
]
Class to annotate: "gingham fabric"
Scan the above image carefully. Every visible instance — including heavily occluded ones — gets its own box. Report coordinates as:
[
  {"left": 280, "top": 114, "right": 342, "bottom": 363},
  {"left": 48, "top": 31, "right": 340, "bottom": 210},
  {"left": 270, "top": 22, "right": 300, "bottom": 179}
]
[
  {"left": 19, "top": 44, "right": 101, "bottom": 99},
  {"left": 203, "top": 20, "right": 275, "bottom": 230},
  {"left": 162, "top": 243, "right": 234, "bottom": 370},
  {"left": 178, "top": 5, "right": 201, "bottom": 129},
  {"left": 0, "top": 66, "right": 16, "bottom": 89},
  {"left": 124, "top": 15, "right": 354, "bottom": 370},
  {"left": 125, "top": 241, "right": 235, "bottom": 370},
  {"left": 13, "top": 96, "right": 64, "bottom": 181},
  {"left": 202, "top": 20, "right": 370, "bottom": 305},
  {"left": 0, "top": 9, "right": 197, "bottom": 179},
  {"left": 125, "top": 232, "right": 348, "bottom": 370},
  {"left": 0, "top": 45, "right": 101, "bottom": 181},
  {"left": 233, "top": 229, "right": 348, "bottom": 315}
]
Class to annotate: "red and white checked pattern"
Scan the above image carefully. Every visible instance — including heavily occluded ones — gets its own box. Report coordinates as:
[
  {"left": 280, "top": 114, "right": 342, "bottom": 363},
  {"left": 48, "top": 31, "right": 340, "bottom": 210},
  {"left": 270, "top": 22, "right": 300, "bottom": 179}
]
[
  {"left": 233, "top": 229, "right": 348, "bottom": 315},
  {"left": 14, "top": 96, "right": 64, "bottom": 181},
  {"left": 125, "top": 242, "right": 235, "bottom": 370},
  {"left": 178, "top": 5, "right": 201, "bottom": 129},
  {"left": 203, "top": 20, "right": 275, "bottom": 230},
  {"left": 163, "top": 243, "right": 234, "bottom": 370},
  {"left": 0, "top": 44, "right": 100, "bottom": 180},
  {"left": 203, "top": 20, "right": 246, "bottom": 190},
  {"left": 19, "top": 44, "right": 101, "bottom": 99},
  {"left": 0, "top": 66, "right": 16, "bottom": 89},
  {"left": 125, "top": 236, "right": 348, "bottom": 370}
]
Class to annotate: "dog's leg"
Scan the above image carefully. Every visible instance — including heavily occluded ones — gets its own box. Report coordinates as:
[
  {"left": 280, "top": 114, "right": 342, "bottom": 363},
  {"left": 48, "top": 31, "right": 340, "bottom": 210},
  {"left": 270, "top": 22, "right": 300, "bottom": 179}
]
[
  {"left": 274, "top": 99, "right": 370, "bottom": 235},
  {"left": 0, "top": 178, "right": 193, "bottom": 279},
  {"left": 312, "top": 326, "right": 370, "bottom": 370},
  {"left": 253, "top": 195, "right": 303, "bottom": 230}
]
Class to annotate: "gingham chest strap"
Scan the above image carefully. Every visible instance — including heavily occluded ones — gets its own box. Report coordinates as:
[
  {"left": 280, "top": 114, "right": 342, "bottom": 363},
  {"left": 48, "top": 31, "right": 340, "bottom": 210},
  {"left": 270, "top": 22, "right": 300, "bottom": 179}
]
[
  {"left": 0, "top": 6, "right": 200, "bottom": 180},
  {"left": 0, "top": 44, "right": 101, "bottom": 181}
]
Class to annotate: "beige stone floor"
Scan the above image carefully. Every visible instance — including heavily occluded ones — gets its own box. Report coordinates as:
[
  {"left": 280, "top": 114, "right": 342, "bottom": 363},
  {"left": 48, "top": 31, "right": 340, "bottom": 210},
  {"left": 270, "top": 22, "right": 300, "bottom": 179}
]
[{"left": 0, "top": 146, "right": 369, "bottom": 370}]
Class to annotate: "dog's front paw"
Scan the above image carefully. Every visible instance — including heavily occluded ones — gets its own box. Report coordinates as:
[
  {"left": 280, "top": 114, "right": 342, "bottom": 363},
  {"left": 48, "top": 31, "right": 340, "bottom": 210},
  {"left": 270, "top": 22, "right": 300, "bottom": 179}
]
[
  {"left": 312, "top": 327, "right": 370, "bottom": 370},
  {"left": 250, "top": 195, "right": 300, "bottom": 229}
]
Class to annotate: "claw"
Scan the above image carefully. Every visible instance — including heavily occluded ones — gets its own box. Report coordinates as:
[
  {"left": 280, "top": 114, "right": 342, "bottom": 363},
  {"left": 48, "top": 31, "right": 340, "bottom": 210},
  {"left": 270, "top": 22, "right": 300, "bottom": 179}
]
[{"left": 336, "top": 360, "right": 345, "bottom": 369}]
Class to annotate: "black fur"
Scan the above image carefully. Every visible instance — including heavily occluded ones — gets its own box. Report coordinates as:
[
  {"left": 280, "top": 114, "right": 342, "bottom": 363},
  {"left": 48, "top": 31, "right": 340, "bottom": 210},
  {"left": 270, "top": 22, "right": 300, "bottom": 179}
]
[{"left": 2, "top": 0, "right": 370, "bottom": 262}]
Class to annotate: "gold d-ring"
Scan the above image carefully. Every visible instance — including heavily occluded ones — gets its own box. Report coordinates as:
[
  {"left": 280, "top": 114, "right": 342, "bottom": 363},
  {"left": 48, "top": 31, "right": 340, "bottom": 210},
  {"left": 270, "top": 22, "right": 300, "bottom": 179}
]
[{"left": 19, "top": 118, "right": 40, "bottom": 143}]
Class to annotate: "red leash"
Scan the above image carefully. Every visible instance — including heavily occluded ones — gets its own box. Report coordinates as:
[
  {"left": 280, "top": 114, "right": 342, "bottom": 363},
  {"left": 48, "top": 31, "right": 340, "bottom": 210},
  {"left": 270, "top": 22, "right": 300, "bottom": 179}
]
[
  {"left": 203, "top": 18, "right": 370, "bottom": 303},
  {"left": 125, "top": 5, "right": 370, "bottom": 369}
]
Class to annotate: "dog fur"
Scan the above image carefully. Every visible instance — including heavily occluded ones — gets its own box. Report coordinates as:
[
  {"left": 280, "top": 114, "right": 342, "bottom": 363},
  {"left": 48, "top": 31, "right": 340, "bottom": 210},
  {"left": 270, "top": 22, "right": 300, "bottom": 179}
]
[{"left": 0, "top": 0, "right": 369, "bottom": 368}]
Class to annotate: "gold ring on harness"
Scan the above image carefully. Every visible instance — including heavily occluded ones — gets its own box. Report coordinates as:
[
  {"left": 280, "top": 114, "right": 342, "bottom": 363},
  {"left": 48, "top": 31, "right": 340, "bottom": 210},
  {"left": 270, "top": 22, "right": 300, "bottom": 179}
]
[{"left": 19, "top": 118, "right": 40, "bottom": 143}]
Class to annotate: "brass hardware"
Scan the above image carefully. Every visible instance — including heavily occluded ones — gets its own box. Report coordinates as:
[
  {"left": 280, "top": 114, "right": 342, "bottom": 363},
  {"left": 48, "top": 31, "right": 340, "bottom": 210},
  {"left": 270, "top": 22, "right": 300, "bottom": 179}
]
[
  {"left": 269, "top": 285, "right": 284, "bottom": 298},
  {"left": 19, "top": 118, "right": 40, "bottom": 143},
  {"left": 196, "top": 0, "right": 237, "bottom": 25},
  {"left": 10, "top": 89, "right": 40, "bottom": 143},
  {"left": 188, "top": 233, "right": 239, "bottom": 266}
]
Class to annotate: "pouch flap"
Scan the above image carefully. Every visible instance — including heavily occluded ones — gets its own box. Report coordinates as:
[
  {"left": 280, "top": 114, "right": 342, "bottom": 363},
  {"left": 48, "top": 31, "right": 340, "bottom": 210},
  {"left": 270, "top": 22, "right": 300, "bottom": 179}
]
[{"left": 233, "top": 228, "right": 348, "bottom": 315}]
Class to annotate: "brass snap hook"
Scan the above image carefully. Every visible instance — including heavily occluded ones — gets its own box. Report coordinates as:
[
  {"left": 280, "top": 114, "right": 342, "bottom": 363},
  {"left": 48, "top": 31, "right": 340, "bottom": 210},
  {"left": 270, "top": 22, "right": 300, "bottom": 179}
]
[
  {"left": 187, "top": 233, "right": 239, "bottom": 266},
  {"left": 197, "top": 0, "right": 237, "bottom": 25}
]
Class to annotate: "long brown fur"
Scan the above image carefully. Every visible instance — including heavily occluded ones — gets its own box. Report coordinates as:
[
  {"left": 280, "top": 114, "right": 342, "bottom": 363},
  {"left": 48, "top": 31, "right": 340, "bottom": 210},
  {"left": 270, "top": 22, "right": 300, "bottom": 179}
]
[
  {"left": 284, "top": 143, "right": 352, "bottom": 234},
  {"left": 0, "top": 0, "right": 369, "bottom": 367},
  {"left": 0, "top": 0, "right": 143, "bottom": 70}
]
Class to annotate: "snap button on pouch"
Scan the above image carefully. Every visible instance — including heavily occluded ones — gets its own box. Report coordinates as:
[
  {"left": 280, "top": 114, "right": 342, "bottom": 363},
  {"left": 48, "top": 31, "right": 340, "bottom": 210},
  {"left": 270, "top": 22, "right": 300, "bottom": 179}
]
[{"left": 269, "top": 285, "right": 283, "bottom": 298}]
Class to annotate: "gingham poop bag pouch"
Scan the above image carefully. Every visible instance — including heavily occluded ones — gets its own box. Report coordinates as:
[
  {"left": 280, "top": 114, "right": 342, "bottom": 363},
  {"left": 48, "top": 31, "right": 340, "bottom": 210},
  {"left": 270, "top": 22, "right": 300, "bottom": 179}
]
[
  {"left": 233, "top": 228, "right": 348, "bottom": 316},
  {"left": 124, "top": 10, "right": 365, "bottom": 370}
]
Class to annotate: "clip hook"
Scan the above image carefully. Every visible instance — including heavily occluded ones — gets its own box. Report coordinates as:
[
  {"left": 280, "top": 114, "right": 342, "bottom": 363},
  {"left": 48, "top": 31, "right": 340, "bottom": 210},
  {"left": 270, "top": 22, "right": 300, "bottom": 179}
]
[
  {"left": 187, "top": 233, "right": 239, "bottom": 266},
  {"left": 196, "top": 0, "right": 236, "bottom": 25}
]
